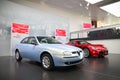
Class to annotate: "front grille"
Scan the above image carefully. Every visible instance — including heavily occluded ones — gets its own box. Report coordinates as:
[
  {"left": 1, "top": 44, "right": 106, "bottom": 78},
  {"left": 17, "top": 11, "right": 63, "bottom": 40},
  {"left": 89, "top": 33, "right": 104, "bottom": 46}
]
[
  {"left": 99, "top": 50, "right": 108, "bottom": 56},
  {"left": 72, "top": 51, "right": 82, "bottom": 56},
  {"left": 65, "top": 59, "right": 83, "bottom": 65}
]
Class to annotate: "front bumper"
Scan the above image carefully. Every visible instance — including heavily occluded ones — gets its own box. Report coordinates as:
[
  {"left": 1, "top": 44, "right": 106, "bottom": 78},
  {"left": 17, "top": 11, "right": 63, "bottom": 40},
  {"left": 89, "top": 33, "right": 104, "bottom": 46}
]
[
  {"left": 91, "top": 50, "right": 108, "bottom": 57},
  {"left": 98, "top": 50, "right": 108, "bottom": 56},
  {"left": 53, "top": 56, "right": 83, "bottom": 67}
]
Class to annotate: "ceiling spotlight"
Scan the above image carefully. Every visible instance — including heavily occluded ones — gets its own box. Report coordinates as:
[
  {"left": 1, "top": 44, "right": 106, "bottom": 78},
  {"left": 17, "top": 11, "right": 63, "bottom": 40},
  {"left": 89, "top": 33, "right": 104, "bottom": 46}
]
[
  {"left": 79, "top": 3, "right": 82, "bottom": 6},
  {"left": 85, "top": 0, "right": 103, "bottom": 4},
  {"left": 87, "top": 3, "right": 90, "bottom": 6}
]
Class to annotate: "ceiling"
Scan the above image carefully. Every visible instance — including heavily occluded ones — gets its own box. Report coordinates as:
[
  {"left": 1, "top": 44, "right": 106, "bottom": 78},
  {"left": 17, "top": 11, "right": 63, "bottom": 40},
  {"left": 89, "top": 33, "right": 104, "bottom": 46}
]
[
  {"left": 30, "top": 0, "right": 120, "bottom": 20},
  {"left": 95, "top": 0, "right": 119, "bottom": 7},
  {"left": 11, "top": 0, "right": 120, "bottom": 20}
]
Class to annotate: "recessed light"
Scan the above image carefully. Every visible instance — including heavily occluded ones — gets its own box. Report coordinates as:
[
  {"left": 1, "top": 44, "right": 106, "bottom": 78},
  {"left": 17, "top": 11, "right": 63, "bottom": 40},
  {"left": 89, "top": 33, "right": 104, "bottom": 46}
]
[
  {"left": 87, "top": 3, "right": 90, "bottom": 6},
  {"left": 79, "top": 3, "right": 82, "bottom": 6},
  {"left": 85, "top": 0, "right": 103, "bottom": 4}
]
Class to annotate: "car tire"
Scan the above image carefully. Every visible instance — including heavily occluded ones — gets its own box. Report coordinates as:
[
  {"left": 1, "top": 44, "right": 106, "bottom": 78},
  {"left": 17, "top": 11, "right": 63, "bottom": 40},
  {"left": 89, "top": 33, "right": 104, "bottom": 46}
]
[
  {"left": 83, "top": 48, "right": 90, "bottom": 58},
  {"left": 41, "top": 53, "right": 54, "bottom": 70},
  {"left": 15, "top": 50, "right": 22, "bottom": 61}
]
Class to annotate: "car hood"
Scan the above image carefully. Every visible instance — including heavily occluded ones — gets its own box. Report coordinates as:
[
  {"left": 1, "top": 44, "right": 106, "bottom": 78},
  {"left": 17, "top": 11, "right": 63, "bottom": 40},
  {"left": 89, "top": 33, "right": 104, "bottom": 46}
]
[
  {"left": 39, "top": 44, "right": 82, "bottom": 52},
  {"left": 88, "top": 44, "right": 107, "bottom": 50},
  {"left": 90, "top": 44, "right": 104, "bottom": 47}
]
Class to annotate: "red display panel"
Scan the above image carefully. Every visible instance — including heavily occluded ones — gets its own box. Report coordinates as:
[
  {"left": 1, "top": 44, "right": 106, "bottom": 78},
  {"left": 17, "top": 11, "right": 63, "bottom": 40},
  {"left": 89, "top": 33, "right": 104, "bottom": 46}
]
[
  {"left": 12, "top": 23, "right": 29, "bottom": 34},
  {"left": 56, "top": 29, "right": 66, "bottom": 36},
  {"left": 83, "top": 23, "right": 92, "bottom": 28}
]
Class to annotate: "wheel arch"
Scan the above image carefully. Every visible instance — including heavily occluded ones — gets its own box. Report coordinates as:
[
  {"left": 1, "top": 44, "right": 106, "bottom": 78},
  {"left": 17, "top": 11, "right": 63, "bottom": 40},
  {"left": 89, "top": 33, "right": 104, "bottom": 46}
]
[
  {"left": 15, "top": 49, "right": 19, "bottom": 53},
  {"left": 40, "top": 51, "right": 53, "bottom": 61},
  {"left": 83, "top": 47, "right": 91, "bottom": 52},
  {"left": 83, "top": 47, "right": 91, "bottom": 57},
  {"left": 40, "top": 51, "right": 55, "bottom": 70},
  {"left": 83, "top": 46, "right": 89, "bottom": 49}
]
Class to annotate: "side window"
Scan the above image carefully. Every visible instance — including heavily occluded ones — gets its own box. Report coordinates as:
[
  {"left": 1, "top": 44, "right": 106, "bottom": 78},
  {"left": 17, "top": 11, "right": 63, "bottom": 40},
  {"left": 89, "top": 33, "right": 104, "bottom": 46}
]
[
  {"left": 40, "top": 38, "right": 47, "bottom": 43},
  {"left": 21, "top": 37, "right": 29, "bottom": 44},
  {"left": 28, "top": 37, "right": 37, "bottom": 44},
  {"left": 77, "top": 41, "right": 81, "bottom": 44},
  {"left": 70, "top": 41, "right": 74, "bottom": 44}
]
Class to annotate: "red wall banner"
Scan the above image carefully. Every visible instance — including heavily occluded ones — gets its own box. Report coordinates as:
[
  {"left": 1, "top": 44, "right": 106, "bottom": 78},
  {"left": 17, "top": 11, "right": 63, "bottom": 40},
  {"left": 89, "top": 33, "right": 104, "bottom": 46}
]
[
  {"left": 56, "top": 29, "right": 66, "bottom": 36},
  {"left": 12, "top": 23, "right": 29, "bottom": 34},
  {"left": 83, "top": 23, "right": 92, "bottom": 28}
]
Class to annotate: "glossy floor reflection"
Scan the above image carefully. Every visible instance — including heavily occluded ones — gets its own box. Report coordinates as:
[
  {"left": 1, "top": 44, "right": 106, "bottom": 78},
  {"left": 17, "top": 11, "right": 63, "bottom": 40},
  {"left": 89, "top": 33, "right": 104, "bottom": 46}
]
[{"left": 0, "top": 54, "right": 120, "bottom": 80}]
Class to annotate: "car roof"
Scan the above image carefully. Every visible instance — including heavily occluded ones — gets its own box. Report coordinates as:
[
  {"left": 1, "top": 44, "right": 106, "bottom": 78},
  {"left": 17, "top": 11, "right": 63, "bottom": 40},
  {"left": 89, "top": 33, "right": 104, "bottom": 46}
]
[
  {"left": 71, "top": 40, "right": 87, "bottom": 42},
  {"left": 26, "top": 36, "right": 51, "bottom": 38},
  {"left": 71, "top": 40, "right": 82, "bottom": 41}
]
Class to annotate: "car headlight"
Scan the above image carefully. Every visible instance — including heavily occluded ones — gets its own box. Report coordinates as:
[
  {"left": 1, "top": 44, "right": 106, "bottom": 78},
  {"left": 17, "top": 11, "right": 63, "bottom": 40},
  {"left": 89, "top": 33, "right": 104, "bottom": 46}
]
[
  {"left": 63, "top": 51, "right": 80, "bottom": 58},
  {"left": 63, "top": 51, "right": 72, "bottom": 58}
]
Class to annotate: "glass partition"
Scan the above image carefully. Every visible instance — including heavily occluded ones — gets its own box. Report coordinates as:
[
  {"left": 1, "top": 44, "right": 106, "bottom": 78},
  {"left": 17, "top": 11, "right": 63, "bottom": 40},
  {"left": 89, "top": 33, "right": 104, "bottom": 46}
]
[{"left": 70, "top": 24, "right": 120, "bottom": 40}]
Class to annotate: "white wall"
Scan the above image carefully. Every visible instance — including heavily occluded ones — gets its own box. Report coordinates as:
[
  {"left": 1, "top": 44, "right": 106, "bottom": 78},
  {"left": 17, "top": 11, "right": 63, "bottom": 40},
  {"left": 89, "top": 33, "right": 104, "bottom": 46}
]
[
  {"left": 9, "top": 0, "right": 91, "bottom": 32},
  {"left": 88, "top": 39, "right": 120, "bottom": 54},
  {"left": 0, "top": 24, "right": 10, "bottom": 56},
  {"left": 0, "top": 0, "right": 91, "bottom": 56}
]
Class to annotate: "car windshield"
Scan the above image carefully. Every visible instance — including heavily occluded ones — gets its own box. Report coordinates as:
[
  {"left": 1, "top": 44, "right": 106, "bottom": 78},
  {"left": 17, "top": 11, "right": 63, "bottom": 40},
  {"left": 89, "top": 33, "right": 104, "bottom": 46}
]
[
  {"left": 37, "top": 36, "right": 61, "bottom": 44},
  {"left": 78, "top": 41, "right": 89, "bottom": 44}
]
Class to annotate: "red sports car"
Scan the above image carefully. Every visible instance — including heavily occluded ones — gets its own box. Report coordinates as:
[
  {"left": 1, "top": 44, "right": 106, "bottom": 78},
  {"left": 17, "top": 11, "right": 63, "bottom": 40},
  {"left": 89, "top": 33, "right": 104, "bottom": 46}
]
[{"left": 66, "top": 40, "right": 108, "bottom": 57}]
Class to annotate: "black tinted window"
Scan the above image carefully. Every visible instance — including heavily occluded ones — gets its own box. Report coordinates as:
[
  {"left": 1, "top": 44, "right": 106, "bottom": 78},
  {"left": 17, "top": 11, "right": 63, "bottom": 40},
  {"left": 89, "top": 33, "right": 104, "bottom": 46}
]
[
  {"left": 28, "top": 37, "right": 37, "bottom": 44},
  {"left": 21, "top": 37, "right": 29, "bottom": 44},
  {"left": 78, "top": 41, "right": 89, "bottom": 44},
  {"left": 37, "top": 36, "right": 61, "bottom": 44}
]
